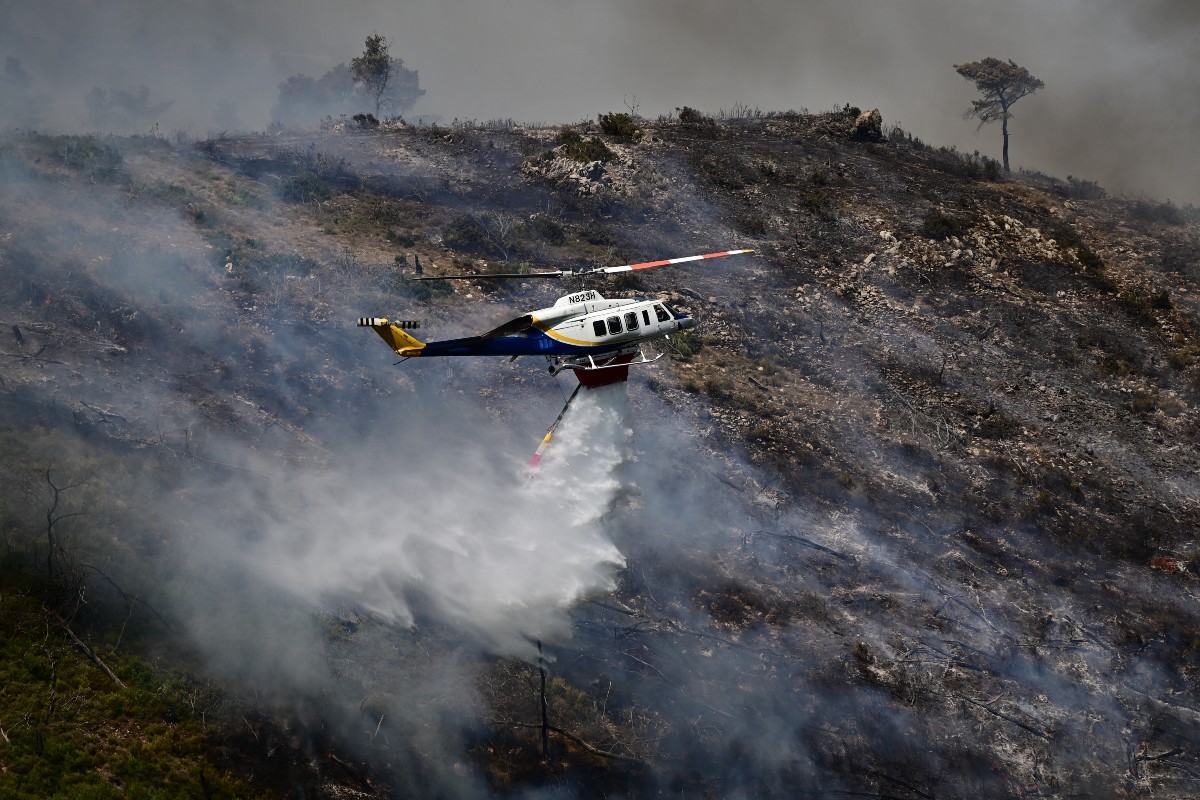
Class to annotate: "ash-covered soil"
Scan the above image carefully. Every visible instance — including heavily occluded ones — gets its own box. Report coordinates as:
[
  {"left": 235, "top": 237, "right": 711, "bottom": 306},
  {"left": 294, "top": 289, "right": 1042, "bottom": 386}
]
[{"left": 2, "top": 111, "right": 1198, "bottom": 797}]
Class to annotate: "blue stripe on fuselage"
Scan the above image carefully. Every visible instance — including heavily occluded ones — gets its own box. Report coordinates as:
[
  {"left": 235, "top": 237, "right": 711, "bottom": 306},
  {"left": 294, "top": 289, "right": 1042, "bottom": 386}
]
[{"left": 419, "top": 330, "right": 606, "bottom": 358}]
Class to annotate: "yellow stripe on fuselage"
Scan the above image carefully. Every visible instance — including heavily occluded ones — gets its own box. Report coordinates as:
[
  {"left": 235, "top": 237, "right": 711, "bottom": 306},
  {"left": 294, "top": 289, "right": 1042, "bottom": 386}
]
[
  {"left": 531, "top": 315, "right": 603, "bottom": 347},
  {"left": 531, "top": 305, "right": 662, "bottom": 348}
]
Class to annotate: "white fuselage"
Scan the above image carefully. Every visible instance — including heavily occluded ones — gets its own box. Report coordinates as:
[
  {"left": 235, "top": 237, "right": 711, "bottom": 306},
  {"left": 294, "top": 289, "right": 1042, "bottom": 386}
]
[{"left": 531, "top": 290, "right": 692, "bottom": 350}]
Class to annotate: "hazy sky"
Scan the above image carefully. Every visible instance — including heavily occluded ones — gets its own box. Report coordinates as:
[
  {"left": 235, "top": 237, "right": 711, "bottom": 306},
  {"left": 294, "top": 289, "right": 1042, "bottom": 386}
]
[{"left": 3, "top": 0, "right": 1197, "bottom": 203}]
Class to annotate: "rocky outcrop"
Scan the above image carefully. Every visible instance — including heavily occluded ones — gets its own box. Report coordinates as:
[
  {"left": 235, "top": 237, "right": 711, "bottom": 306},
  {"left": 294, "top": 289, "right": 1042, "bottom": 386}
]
[{"left": 849, "top": 108, "right": 883, "bottom": 141}]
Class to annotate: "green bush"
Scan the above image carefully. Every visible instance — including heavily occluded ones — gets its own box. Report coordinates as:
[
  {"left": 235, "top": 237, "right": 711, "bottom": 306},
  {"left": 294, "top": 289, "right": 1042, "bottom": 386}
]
[
  {"left": 529, "top": 216, "right": 567, "bottom": 245},
  {"left": 1099, "top": 352, "right": 1137, "bottom": 377},
  {"left": 598, "top": 112, "right": 638, "bottom": 138},
  {"left": 1065, "top": 175, "right": 1106, "bottom": 200},
  {"left": 800, "top": 188, "right": 833, "bottom": 218},
  {"left": 1049, "top": 224, "right": 1083, "bottom": 250},
  {"left": 559, "top": 129, "right": 614, "bottom": 163},
  {"left": 580, "top": 223, "right": 614, "bottom": 245},
  {"left": 694, "top": 152, "right": 759, "bottom": 190},
  {"left": 921, "top": 212, "right": 965, "bottom": 240},
  {"left": 676, "top": 106, "right": 708, "bottom": 124},
  {"left": 276, "top": 172, "right": 331, "bottom": 203},
  {"left": 54, "top": 135, "right": 126, "bottom": 182},
  {"left": 1131, "top": 199, "right": 1183, "bottom": 226},
  {"left": 443, "top": 214, "right": 494, "bottom": 254},
  {"left": 148, "top": 180, "right": 191, "bottom": 204},
  {"left": 386, "top": 230, "right": 417, "bottom": 247},
  {"left": 671, "top": 330, "right": 705, "bottom": 359}
]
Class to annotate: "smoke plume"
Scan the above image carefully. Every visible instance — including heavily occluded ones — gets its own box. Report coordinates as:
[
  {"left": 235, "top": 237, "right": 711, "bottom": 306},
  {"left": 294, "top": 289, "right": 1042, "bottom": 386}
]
[{"left": 175, "top": 383, "right": 628, "bottom": 663}]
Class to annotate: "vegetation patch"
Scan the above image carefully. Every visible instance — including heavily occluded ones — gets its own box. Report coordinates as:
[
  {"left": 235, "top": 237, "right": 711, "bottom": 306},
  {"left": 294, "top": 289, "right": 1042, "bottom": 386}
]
[
  {"left": 800, "top": 188, "right": 834, "bottom": 218},
  {"left": 0, "top": 561, "right": 262, "bottom": 799},
  {"left": 921, "top": 211, "right": 966, "bottom": 240},
  {"left": 146, "top": 180, "right": 192, "bottom": 205},
  {"left": 276, "top": 172, "right": 331, "bottom": 203},
  {"left": 443, "top": 213, "right": 492, "bottom": 254},
  {"left": 1076, "top": 247, "right": 1116, "bottom": 292},
  {"left": 579, "top": 223, "right": 615, "bottom": 246},
  {"left": 239, "top": 251, "right": 320, "bottom": 278},
  {"left": 559, "top": 130, "right": 614, "bottom": 163},
  {"left": 1118, "top": 288, "right": 1171, "bottom": 327},
  {"left": 397, "top": 276, "right": 453, "bottom": 302},
  {"left": 1064, "top": 175, "right": 1106, "bottom": 199},
  {"left": 694, "top": 152, "right": 759, "bottom": 191},
  {"left": 598, "top": 112, "right": 638, "bottom": 138},
  {"left": 676, "top": 106, "right": 710, "bottom": 125},
  {"left": 1131, "top": 199, "right": 1184, "bottom": 226},
  {"left": 386, "top": 229, "right": 417, "bottom": 247},
  {"left": 528, "top": 215, "right": 567, "bottom": 245},
  {"left": 28, "top": 134, "right": 128, "bottom": 183}
]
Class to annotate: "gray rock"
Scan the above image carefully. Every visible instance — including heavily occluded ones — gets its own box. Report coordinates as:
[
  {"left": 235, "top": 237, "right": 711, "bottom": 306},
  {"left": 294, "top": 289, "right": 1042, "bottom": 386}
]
[{"left": 850, "top": 108, "right": 883, "bottom": 141}]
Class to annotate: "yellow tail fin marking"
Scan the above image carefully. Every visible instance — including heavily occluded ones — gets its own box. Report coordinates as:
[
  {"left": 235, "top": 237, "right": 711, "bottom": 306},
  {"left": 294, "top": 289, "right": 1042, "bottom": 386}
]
[{"left": 357, "top": 317, "right": 426, "bottom": 356}]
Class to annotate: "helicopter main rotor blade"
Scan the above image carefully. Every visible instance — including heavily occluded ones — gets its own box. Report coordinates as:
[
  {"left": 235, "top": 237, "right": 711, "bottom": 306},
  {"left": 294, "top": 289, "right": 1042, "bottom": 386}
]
[
  {"left": 409, "top": 270, "right": 567, "bottom": 281},
  {"left": 406, "top": 248, "right": 754, "bottom": 281},
  {"left": 593, "top": 248, "right": 755, "bottom": 275}
]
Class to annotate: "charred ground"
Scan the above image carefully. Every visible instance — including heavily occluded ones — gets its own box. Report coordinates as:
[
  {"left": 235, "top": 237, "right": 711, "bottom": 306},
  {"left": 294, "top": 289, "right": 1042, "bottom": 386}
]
[{"left": 1, "top": 108, "right": 1199, "bottom": 797}]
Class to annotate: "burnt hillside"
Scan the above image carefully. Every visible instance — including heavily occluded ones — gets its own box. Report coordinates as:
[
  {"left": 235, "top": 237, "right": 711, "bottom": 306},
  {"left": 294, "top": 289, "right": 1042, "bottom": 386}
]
[{"left": 1, "top": 109, "right": 1199, "bottom": 798}]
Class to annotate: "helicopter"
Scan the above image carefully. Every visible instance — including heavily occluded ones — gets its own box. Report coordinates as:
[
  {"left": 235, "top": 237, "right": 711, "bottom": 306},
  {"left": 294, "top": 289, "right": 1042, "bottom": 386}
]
[{"left": 358, "top": 248, "right": 754, "bottom": 390}]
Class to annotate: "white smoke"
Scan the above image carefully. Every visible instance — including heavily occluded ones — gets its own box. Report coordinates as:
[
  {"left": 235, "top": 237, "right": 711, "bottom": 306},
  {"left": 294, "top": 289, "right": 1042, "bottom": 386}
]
[{"left": 184, "top": 382, "right": 628, "bottom": 662}]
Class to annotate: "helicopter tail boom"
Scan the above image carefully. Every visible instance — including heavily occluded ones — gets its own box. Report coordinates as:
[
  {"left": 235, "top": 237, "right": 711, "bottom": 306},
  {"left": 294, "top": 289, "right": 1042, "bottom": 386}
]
[{"left": 357, "top": 318, "right": 425, "bottom": 356}]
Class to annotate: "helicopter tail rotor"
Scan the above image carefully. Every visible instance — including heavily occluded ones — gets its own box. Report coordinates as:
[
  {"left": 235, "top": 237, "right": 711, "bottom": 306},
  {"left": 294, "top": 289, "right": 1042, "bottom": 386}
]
[{"left": 357, "top": 317, "right": 426, "bottom": 356}]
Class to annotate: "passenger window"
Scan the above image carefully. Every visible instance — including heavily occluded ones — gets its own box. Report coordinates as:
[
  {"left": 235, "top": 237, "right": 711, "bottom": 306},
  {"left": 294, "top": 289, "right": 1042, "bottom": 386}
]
[
  {"left": 642, "top": 309, "right": 651, "bottom": 326},
  {"left": 624, "top": 312, "right": 639, "bottom": 330},
  {"left": 592, "top": 320, "right": 607, "bottom": 337},
  {"left": 606, "top": 316, "right": 623, "bottom": 335},
  {"left": 654, "top": 305, "right": 670, "bottom": 322}
]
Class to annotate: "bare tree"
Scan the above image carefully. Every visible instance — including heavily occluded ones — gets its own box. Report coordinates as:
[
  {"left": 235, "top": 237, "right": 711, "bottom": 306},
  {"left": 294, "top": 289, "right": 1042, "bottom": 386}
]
[
  {"left": 43, "top": 467, "right": 84, "bottom": 580},
  {"left": 477, "top": 211, "right": 520, "bottom": 260},
  {"left": 954, "top": 58, "right": 1044, "bottom": 174}
]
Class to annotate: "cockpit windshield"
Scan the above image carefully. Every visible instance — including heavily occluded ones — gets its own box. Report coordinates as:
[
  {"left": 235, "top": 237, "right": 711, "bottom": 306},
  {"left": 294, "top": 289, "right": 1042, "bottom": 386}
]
[{"left": 654, "top": 304, "right": 671, "bottom": 323}]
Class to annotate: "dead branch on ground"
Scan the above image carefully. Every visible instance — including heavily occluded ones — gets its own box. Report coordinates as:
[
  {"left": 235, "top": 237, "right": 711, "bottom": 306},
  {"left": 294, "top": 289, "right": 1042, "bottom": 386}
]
[{"left": 49, "top": 609, "right": 126, "bottom": 689}]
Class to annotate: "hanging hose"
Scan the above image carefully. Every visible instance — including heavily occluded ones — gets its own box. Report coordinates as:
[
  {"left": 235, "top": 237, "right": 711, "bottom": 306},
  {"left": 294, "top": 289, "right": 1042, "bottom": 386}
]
[{"left": 529, "top": 383, "right": 583, "bottom": 470}]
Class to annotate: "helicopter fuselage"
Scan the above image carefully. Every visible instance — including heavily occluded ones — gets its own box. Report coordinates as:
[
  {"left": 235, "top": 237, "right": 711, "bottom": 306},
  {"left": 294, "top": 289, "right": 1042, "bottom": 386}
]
[
  {"left": 419, "top": 290, "right": 694, "bottom": 358},
  {"left": 358, "top": 290, "right": 695, "bottom": 388}
]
